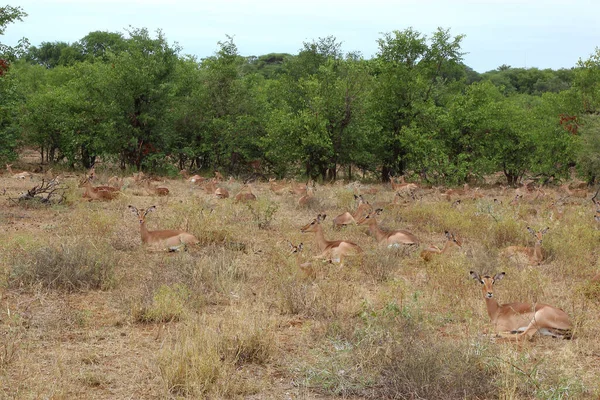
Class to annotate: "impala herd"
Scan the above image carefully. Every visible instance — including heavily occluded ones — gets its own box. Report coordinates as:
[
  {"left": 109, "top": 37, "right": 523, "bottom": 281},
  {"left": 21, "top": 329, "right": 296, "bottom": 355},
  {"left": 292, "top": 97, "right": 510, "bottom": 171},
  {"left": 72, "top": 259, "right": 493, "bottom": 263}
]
[{"left": 5, "top": 163, "right": 599, "bottom": 343}]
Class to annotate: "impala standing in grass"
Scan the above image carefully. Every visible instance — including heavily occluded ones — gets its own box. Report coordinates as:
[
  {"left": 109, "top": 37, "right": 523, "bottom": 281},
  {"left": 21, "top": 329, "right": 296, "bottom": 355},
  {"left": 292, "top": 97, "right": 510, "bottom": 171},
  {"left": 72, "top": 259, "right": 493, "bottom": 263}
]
[{"left": 470, "top": 271, "right": 573, "bottom": 341}]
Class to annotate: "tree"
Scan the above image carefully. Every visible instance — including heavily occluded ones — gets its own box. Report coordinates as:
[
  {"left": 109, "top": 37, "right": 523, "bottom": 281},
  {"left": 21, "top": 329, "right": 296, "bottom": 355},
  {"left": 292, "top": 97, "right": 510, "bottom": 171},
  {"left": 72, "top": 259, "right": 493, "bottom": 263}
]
[
  {"left": 106, "top": 27, "right": 181, "bottom": 170},
  {"left": 0, "top": 4, "right": 28, "bottom": 162},
  {"left": 262, "top": 37, "right": 373, "bottom": 180},
  {"left": 0, "top": 5, "right": 28, "bottom": 59},
  {"left": 370, "top": 27, "right": 465, "bottom": 182}
]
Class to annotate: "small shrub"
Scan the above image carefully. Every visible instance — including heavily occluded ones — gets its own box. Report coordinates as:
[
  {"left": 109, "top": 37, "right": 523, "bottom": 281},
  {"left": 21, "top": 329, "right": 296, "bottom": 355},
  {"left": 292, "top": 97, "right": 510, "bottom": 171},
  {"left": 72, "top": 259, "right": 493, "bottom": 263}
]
[
  {"left": 245, "top": 199, "right": 279, "bottom": 230},
  {"left": 159, "top": 311, "right": 273, "bottom": 397},
  {"left": 8, "top": 240, "right": 117, "bottom": 291},
  {"left": 134, "top": 283, "right": 190, "bottom": 323}
]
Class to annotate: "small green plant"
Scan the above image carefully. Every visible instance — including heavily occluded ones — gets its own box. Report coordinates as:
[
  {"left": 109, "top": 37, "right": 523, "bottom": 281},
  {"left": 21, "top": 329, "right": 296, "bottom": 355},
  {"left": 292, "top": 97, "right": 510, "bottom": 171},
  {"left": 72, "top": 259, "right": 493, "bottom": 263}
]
[
  {"left": 245, "top": 199, "right": 279, "bottom": 229},
  {"left": 134, "top": 283, "right": 190, "bottom": 323}
]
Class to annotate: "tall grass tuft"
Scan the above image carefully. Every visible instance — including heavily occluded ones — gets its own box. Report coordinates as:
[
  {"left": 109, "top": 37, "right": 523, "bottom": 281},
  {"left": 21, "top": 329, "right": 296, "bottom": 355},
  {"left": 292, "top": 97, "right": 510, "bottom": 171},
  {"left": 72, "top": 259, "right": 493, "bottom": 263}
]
[
  {"left": 8, "top": 239, "right": 117, "bottom": 291},
  {"left": 159, "top": 310, "right": 274, "bottom": 397}
]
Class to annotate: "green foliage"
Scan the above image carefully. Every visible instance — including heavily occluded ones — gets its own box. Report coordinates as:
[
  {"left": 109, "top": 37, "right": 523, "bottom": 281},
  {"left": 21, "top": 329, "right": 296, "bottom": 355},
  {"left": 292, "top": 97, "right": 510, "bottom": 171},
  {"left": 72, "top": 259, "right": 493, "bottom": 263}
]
[
  {"left": 370, "top": 27, "right": 466, "bottom": 181},
  {"left": 1, "top": 24, "right": 596, "bottom": 181}
]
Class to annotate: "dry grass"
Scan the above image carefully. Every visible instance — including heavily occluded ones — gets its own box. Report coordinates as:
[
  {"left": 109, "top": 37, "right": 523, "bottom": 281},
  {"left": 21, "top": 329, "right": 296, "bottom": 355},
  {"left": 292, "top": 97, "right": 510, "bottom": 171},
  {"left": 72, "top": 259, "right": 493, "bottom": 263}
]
[{"left": 1, "top": 169, "right": 599, "bottom": 399}]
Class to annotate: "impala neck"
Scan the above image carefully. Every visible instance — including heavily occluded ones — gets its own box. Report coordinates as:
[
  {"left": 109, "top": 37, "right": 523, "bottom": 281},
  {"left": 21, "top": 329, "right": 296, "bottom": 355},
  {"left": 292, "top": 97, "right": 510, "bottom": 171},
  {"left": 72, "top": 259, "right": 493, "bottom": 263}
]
[
  {"left": 139, "top": 219, "right": 150, "bottom": 243},
  {"left": 533, "top": 241, "right": 543, "bottom": 261},
  {"left": 367, "top": 219, "right": 387, "bottom": 242},
  {"left": 441, "top": 240, "right": 454, "bottom": 254},
  {"left": 485, "top": 297, "right": 500, "bottom": 321},
  {"left": 313, "top": 224, "right": 330, "bottom": 252}
]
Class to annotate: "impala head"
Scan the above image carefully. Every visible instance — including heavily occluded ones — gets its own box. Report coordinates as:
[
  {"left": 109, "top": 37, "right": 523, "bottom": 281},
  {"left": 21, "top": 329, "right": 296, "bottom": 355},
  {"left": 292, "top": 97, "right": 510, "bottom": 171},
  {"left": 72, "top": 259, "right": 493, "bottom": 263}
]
[
  {"left": 444, "top": 231, "right": 462, "bottom": 247},
  {"left": 527, "top": 226, "right": 549, "bottom": 245},
  {"left": 356, "top": 208, "right": 383, "bottom": 225},
  {"left": 470, "top": 271, "right": 505, "bottom": 299},
  {"left": 288, "top": 241, "right": 304, "bottom": 254},
  {"left": 301, "top": 214, "right": 326, "bottom": 233},
  {"left": 128, "top": 205, "right": 156, "bottom": 225},
  {"left": 354, "top": 194, "right": 366, "bottom": 204},
  {"left": 509, "top": 194, "right": 523, "bottom": 205},
  {"left": 78, "top": 176, "right": 91, "bottom": 187}
]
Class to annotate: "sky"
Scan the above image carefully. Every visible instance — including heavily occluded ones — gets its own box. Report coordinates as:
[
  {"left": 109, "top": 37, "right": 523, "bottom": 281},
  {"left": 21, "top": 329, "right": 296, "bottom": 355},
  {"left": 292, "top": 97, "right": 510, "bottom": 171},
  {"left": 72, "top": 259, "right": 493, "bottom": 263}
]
[{"left": 3, "top": 0, "right": 600, "bottom": 73}]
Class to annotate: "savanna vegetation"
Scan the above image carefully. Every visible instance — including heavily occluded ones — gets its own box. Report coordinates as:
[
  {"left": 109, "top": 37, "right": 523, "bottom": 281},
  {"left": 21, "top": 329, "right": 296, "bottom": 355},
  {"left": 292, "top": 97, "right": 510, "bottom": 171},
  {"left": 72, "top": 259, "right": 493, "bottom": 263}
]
[{"left": 1, "top": 5, "right": 600, "bottom": 399}]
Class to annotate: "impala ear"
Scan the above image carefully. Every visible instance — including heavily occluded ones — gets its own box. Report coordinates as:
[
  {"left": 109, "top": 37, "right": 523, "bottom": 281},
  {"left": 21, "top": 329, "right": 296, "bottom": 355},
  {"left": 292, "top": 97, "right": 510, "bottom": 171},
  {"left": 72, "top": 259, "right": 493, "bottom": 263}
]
[
  {"left": 526, "top": 226, "right": 536, "bottom": 235},
  {"left": 375, "top": 208, "right": 383, "bottom": 215},
  {"left": 469, "top": 271, "right": 482, "bottom": 283},
  {"left": 298, "top": 243, "right": 303, "bottom": 251},
  {"left": 319, "top": 214, "right": 327, "bottom": 221},
  {"left": 493, "top": 272, "right": 506, "bottom": 282},
  {"left": 540, "top": 227, "right": 549, "bottom": 235},
  {"left": 145, "top": 205, "right": 157, "bottom": 215},
  {"left": 128, "top": 205, "right": 139, "bottom": 214}
]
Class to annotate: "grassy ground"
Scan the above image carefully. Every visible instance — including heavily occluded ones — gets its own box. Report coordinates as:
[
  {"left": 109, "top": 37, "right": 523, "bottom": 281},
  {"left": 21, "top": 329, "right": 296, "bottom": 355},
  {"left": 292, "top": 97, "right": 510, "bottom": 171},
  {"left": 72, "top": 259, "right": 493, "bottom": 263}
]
[{"left": 1, "top": 166, "right": 599, "bottom": 399}]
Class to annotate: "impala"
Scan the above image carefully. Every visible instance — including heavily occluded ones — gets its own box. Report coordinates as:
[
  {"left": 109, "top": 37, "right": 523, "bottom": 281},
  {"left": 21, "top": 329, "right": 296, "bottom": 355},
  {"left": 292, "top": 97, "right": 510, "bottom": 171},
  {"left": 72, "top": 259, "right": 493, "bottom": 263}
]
[
  {"left": 561, "top": 183, "right": 588, "bottom": 199},
  {"left": 592, "top": 191, "right": 600, "bottom": 224},
  {"left": 6, "top": 164, "right": 32, "bottom": 180},
  {"left": 144, "top": 180, "right": 169, "bottom": 196},
  {"left": 501, "top": 227, "right": 548, "bottom": 265},
  {"left": 128, "top": 205, "right": 199, "bottom": 249},
  {"left": 332, "top": 194, "right": 373, "bottom": 229},
  {"left": 107, "top": 176, "right": 124, "bottom": 189},
  {"left": 78, "top": 176, "right": 119, "bottom": 201},
  {"left": 420, "top": 231, "right": 462, "bottom": 261},
  {"left": 390, "top": 176, "right": 418, "bottom": 197},
  {"left": 215, "top": 187, "right": 229, "bottom": 199},
  {"left": 300, "top": 213, "right": 363, "bottom": 265},
  {"left": 470, "top": 271, "right": 573, "bottom": 341},
  {"left": 547, "top": 201, "right": 564, "bottom": 221},
  {"left": 289, "top": 180, "right": 309, "bottom": 196},
  {"left": 441, "top": 183, "right": 469, "bottom": 201},
  {"left": 356, "top": 208, "right": 419, "bottom": 248},
  {"left": 288, "top": 241, "right": 316, "bottom": 279},
  {"left": 269, "top": 178, "right": 288, "bottom": 195},
  {"left": 298, "top": 182, "right": 316, "bottom": 207},
  {"left": 234, "top": 184, "right": 257, "bottom": 203}
]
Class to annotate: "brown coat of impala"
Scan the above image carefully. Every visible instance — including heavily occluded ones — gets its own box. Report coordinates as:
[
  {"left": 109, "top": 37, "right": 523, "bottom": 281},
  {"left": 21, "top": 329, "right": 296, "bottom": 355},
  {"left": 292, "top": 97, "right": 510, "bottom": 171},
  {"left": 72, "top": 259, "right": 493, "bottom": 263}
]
[
  {"left": 79, "top": 177, "right": 120, "bottom": 201},
  {"left": 300, "top": 213, "right": 362, "bottom": 264},
  {"left": 356, "top": 208, "right": 419, "bottom": 247},
  {"left": 420, "top": 231, "right": 462, "bottom": 261},
  {"left": 128, "top": 205, "right": 199, "bottom": 249},
  {"left": 470, "top": 271, "right": 573, "bottom": 340},
  {"left": 332, "top": 195, "right": 373, "bottom": 229},
  {"left": 501, "top": 227, "right": 548, "bottom": 265},
  {"left": 234, "top": 184, "right": 257, "bottom": 203},
  {"left": 288, "top": 241, "right": 316, "bottom": 279},
  {"left": 6, "top": 164, "right": 32, "bottom": 180}
]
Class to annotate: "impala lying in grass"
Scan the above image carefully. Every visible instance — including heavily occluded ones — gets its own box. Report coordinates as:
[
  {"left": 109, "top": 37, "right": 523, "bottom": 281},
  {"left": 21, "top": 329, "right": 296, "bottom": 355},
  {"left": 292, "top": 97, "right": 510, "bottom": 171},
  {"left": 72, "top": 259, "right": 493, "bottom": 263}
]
[
  {"left": 301, "top": 213, "right": 362, "bottom": 265},
  {"left": 128, "top": 205, "right": 199, "bottom": 251},
  {"left": 501, "top": 227, "right": 548, "bottom": 266},
  {"left": 332, "top": 194, "right": 373, "bottom": 229},
  {"left": 356, "top": 208, "right": 419, "bottom": 248},
  {"left": 420, "top": 231, "right": 462, "bottom": 261},
  {"left": 470, "top": 271, "right": 573, "bottom": 341}
]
